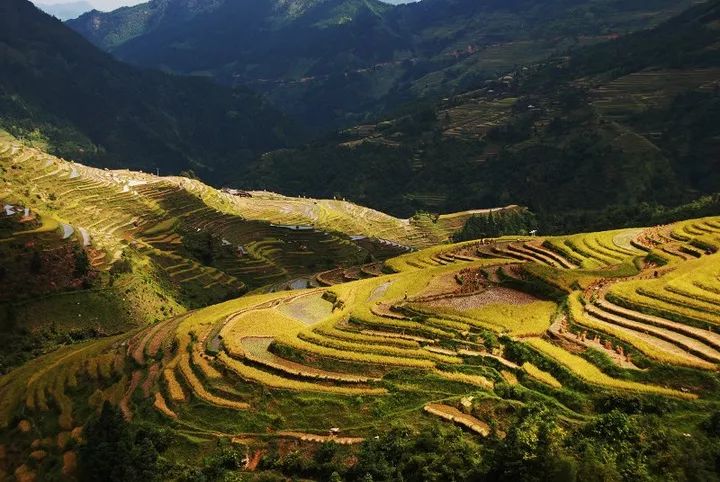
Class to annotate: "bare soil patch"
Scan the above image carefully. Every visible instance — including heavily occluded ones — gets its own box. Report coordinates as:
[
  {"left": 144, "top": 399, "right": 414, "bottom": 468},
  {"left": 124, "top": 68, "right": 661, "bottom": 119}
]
[{"left": 426, "top": 287, "right": 538, "bottom": 311}]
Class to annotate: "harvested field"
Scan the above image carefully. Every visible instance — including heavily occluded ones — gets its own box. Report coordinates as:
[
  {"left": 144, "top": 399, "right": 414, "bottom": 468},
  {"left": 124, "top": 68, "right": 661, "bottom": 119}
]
[
  {"left": 221, "top": 308, "right": 305, "bottom": 354},
  {"left": 416, "top": 270, "right": 464, "bottom": 298},
  {"left": 178, "top": 353, "right": 249, "bottom": 410},
  {"left": 522, "top": 363, "right": 562, "bottom": 388},
  {"left": 435, "top": 370, "right": 494, "bottom": 389},
  {"left": 424, "top": 403, "right": 490, "bottom": 436},
  {"left": 526, "top": 338, "right": 696, "bottom": 399},
  {"left": 163, "top": 368, "right": 185, "bottom": 402},
  {"left": 218, "top": 352, "right": 386, "bottom": 395},
  {"left": 119, "top": 370, "right": 143, "bottom": 420},
  {"left": 276, "top": 292, "right": 333, "bottom": 325},
  {"left": 153, "top": 393, "right": 177, "bottom": 418},
  {"left": 424, "top": 287, "right": 539, "bottom": 310}
]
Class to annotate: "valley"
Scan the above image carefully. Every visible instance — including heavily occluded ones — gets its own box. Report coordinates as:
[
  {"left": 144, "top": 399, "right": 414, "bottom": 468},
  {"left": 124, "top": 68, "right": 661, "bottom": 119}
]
[
  {"left": 246, "top": 0, "right": 720, "bottom": 224},
  {"left": 2, "top": 0, "right": 720, "bottom": 480},
  {"left": 67, "top": 0, "right": 701, "bottom": 129}
]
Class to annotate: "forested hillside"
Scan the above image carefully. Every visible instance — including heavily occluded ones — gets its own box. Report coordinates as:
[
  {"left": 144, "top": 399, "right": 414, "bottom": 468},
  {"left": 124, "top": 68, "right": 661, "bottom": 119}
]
[
  {"left": 0, "top": 0, "right": 296, "bottom": 179},
  {"left": 68, "top": 0, "right": 699, "bottom": 128},
  {"left": 244, "top": 0, "right": 720, "bottom": 233}
]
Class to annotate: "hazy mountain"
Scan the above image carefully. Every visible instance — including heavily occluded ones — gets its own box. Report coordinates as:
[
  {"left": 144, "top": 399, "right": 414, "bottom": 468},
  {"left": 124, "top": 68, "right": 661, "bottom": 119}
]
[
  {"left": 0, "top": 0, "right": 296, "bottom": 179},
  {"left": 68, "top": 0, "right": 698, "bottom": 129},
  {"left": 89, "top": 0, "right": 146, "bottom": 10},
  {"left": 66, "top": 0, "right": 226, "bottom": 49},
  {"left": 241, "top": 0, "right": 720, "bottom": 232},
  {"left": 35, "top": 0, "right": 92, "bottom": 19}
]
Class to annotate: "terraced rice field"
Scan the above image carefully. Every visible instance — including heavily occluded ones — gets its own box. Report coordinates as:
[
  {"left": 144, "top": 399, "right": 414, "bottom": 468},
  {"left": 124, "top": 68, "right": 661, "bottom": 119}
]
[
  {"left": 4, "top": 128, "right": 720, "bottom": 467},
  {"left": 607, "top": 253, "right": 720, "bottom": 328},
  {"left": 543, "top": 229, "right": 645, "bottom": 269},
  {"left": 424, "top": 403, "right": 491, "bottom": 436},
  {"left": 525, "top": 338, "right": 694, "bottom": 398},
  {"left": 0, "top": 132, "right": 484, "bottom": 300},
  {"left": 591, "top": 69, "right": 720, "bottom": 122}
]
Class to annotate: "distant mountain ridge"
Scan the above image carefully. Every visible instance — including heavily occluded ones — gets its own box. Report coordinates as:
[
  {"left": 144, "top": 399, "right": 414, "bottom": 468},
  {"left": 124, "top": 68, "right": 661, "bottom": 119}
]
[
  {"left": 67, "top": 0, "right": 226, "bottom": 49},
  {"left": 0, "top": 0, "right": 296, "bottom": 181},
  {"left": 67, "top": 0, "right": 699, "bottom": 128},
  {"left": 36, "top": 0, "right": 92, "bottom": 19},
  {"left": 240, "top": 0, "right": 720, "bottom": 232}
]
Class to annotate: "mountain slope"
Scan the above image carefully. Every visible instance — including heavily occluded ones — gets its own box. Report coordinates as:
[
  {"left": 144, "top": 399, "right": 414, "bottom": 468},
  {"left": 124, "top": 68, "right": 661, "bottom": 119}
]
[
  {"left": 0, "top": 130, "right": 521, "bottom": 371},
  {"left": 36, "top": 0, "right": 92, "bottom": 20},
  {"left": 67, "top": 0, "right": 226, "bottom": 49},
  {"left": 3, "top": 184, "right": 720, "bottom": 478},
  {"left": 68, "top": 0, "right": 699, "bottom": 128},
  {"left": 241, "top": 0, "right": 720, "bottom": 231},
  {"left": 0, "top": 0, "right": 296, "bottom": 180}
]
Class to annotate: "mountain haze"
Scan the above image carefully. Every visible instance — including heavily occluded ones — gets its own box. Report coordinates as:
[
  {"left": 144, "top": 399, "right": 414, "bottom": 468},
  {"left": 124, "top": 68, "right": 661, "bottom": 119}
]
[
  {"left": 68, "top": 0, "right": 700, "bottom": 128},
  {"left": 0, "top": 0, "right": 295, "bottom": 179},
  {"left": 244, "top": 0, "right": 720, "bottom": 231},
  {"left": 35, "top": 0, "right": 92, "bottom": 19}
]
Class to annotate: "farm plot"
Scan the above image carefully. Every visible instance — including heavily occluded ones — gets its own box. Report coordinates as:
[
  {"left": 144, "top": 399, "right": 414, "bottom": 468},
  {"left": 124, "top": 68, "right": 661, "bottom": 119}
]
[
  {"left": 525, "top": 338, "right": 695, "bottom": 399},
  {"left": 569, "top": 294, "right": 717, "bottom": 370},
  {"left": 238, "top": 337, "right": 376, "bottom": 383},
  {"left": 424, "top": 403, "right": 490, "bottom": 436},
  {"left": 607, "top": 254, "right": 720, "bottom": 327},
  {"left": 417, "top": 297, "right": 557, "bottom": 337}
]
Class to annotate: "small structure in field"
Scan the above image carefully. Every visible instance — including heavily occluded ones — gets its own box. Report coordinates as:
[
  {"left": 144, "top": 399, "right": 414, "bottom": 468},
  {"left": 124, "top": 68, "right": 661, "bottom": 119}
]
[{"left": 221, "top": 188, "right": 252, "bottom": 197}]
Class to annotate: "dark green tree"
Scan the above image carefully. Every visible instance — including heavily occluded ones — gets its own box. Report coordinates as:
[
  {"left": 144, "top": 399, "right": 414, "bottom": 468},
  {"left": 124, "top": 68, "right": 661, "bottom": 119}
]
[
  {"left": 74, "top": 246, "right": 90, "bottom": 277},
  {"left": 78, "top": 402, "right": 160, "bottom": 482},
  {"left": 29, "top": 250, "right": 42, "bottom": 274},
  {"left": 352, "top": 424, "right": 482, "bottom": 481}
]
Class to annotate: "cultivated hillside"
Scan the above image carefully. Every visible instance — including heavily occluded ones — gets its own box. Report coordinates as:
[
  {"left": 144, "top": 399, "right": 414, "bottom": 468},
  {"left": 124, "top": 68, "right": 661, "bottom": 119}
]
[
  {"left": 245, "top": 0, "right": 720, "bottom": 228},
  {"left": 67, "top": 0, "right": 698, "bottom": 128},
  {"left": 0, "top": 131, "right": 517, "bottom": 373},
  {"left": 2, "top": 175, "right": 720, "bottom": 478},
  {"left": 2, "top": 1, "right": 720, "bottom": 479}
]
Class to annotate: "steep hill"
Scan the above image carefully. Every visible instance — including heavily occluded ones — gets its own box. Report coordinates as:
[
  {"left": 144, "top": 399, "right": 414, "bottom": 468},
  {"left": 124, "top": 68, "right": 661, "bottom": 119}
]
[
  {"left": 0, "top": 130, "right": 520, "bottom": 372},
  {"left": 3, "top": 175, "right": 720, "bottom": 478},
  {"left": 67, "top": 0, "right": 698, "bottom": 128},
  {"left": 67, "top": 0, "right": 226, "bottom": 49},
  {"left": 243, "top": 0, "right": 720, "bottom": 231},
  {"left": 0, "top": 0, "right": 295, "bottom": 181}
]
